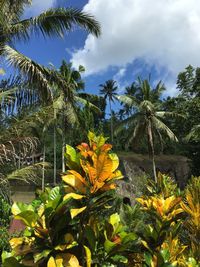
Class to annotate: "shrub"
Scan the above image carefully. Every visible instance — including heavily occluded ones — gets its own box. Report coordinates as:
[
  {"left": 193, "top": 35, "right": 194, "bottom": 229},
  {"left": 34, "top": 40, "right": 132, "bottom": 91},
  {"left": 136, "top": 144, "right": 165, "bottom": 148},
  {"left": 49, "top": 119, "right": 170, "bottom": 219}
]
[
  {"left": 0, "top": 196, "right": 11, "bottom": 258},
  {"left": 3, "top": 132, "right": 133, "bottom": 267},
  {"left": 2, "top": 134, "right": 200, "bottom": 266}
]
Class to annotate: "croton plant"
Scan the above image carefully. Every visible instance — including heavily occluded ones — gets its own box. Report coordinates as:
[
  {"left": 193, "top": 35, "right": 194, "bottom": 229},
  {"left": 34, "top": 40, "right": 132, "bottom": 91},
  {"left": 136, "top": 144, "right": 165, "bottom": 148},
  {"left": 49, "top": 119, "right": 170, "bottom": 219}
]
[{"left": 2, "top": 132, "right": 129, "bottom": 267}]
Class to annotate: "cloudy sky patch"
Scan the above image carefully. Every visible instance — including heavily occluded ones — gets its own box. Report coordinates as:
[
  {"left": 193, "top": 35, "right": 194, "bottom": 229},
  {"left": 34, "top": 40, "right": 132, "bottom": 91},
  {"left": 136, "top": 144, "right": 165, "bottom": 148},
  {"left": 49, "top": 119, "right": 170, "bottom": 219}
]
[{"left": 71, "top": 0, "right": 200, "bottom": 82}]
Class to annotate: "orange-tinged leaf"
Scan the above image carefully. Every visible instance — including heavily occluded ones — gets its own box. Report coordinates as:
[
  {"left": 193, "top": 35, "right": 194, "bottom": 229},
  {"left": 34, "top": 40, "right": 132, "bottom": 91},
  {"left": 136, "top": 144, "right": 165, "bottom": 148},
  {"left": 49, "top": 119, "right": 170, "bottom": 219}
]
[
  {"left": 94, "top": 152, "right": 113, "bottom": 182},
  {"left": 101, "top": 144, "right": 112, "bottom": 152},
  {"left": 100, "top": 183, "right": 116, "bottom": 191},
  {"left": 70, "top": 206, "right": 87, "bottom": 219}
]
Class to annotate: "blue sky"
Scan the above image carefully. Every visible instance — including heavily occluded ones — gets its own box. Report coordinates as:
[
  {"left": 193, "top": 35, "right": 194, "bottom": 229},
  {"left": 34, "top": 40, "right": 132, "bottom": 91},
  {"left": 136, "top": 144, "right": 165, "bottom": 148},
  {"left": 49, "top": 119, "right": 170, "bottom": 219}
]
[{"left": 2, "top": 0, "right": 200, "bottom": 99}]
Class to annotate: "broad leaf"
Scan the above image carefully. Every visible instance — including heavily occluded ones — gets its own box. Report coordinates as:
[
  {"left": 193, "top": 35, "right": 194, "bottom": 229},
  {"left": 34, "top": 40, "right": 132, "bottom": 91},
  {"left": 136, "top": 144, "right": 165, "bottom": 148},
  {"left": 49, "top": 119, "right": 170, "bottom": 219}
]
[{"left": 70, "top": 206, "right": 87, "bottom": 219}]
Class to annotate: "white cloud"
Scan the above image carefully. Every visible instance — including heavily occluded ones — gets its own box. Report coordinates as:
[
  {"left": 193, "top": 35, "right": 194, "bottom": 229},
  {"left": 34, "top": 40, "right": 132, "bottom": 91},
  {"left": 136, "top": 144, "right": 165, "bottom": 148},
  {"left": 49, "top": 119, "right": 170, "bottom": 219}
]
[
  {"left": 113, "top": 67, "right": 126, "bottom": 81},
  {"left": 25, "top": 0, "right": 55, "bottom": 16},
  {"left": 71, "top": 0, "right": 200, "bottom": 79}
]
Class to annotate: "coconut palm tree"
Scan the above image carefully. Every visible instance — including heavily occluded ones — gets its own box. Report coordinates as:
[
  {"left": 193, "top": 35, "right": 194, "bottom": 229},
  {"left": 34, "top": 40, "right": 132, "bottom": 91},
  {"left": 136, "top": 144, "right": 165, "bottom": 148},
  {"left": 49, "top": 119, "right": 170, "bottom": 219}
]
[
  {"left": 49, "top": 61, "right": 100, "bottom": 174},
  {"left": 99, "top": 80, "right": 118, "bottom": 143},
  {"left": 0, "top": 0, "right": 100, "bottom": 99},
  {"left": 116, "top": 78, "right": 179, "bottom": 183}
]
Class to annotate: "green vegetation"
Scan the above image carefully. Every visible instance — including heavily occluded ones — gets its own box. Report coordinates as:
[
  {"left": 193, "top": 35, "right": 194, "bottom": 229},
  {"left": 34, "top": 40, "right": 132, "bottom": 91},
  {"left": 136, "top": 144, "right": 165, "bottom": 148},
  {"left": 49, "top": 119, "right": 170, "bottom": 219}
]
[
  {"left": 1, "top": 134, "right": 199, "bottom": 266},
  {"left": 0, "top": 1, "right": 200, "bottom": 266}
]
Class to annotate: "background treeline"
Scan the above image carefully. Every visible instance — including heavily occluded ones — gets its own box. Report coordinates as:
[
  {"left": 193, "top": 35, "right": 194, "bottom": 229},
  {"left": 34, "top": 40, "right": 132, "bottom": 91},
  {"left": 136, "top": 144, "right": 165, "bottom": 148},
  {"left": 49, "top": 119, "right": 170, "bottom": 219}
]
[{"left": 1, "top": 63, "right": 200, "bottom": 186}]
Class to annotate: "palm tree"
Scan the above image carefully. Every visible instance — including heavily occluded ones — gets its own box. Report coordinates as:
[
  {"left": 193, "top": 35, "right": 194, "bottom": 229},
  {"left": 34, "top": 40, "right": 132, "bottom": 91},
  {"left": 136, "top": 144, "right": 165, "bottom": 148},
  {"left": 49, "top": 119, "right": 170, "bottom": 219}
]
[
  {"left": 99, "top": 80, "right": 118, "bottom": 143},
  {"left": 116, "top": 78, "right": 179, "bottom": 182},
  {"left": 51, "top": 61, "right": 100, "bottom": 174},
  {"left": 0, "top": 0, "right": 100, "bottom": 98}
]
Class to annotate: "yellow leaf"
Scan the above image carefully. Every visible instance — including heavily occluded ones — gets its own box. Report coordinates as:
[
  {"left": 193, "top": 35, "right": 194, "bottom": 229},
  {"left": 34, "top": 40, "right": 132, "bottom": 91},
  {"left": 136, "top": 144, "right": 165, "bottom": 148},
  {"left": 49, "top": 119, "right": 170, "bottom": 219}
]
[
  {"left": 84, "top": 245, "right": 92, "bottom": 267},
  {"left": 63, "top": 193, "right": 85, "bottom": 201},
  {"left": 109, "top": 153, "right": 119, "bottom": 172},
  {"left": 47, "top": 256, "right": 57, "bottom": 267},
  {"left": 70, "top": 206, "right": 87, "bottom": 219},
  {"left": 56, "top": 253, "right": 81, "bottom": 267},
  {"left": 10, "top": 237, "right": 34, "bottom": 256},
  {"left": 55, "top": 255, "right": 63, "bottom": 267}
]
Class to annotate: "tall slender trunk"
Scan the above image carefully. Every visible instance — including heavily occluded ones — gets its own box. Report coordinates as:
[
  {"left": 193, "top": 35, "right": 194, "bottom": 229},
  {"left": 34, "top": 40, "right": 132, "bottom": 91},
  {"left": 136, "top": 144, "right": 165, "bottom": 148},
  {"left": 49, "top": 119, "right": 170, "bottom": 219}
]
[
  {"left": 18, "top": 143, "right": 21, "bottom": 169},
  {"left": 62, "top": 109, "right": 66, "bottom": 173},
  {"left": 53, "top": 108, "right": 57, "bottom": 185},
  {"left": 42, "top": 143, "right": 45, "bottom": 191},
  {"left": 148, "top": 120, "right": 157, "bottom": 183},
  {"left": 109, "top": 98, "right": 113, "bottom": 143},
  {"left": 157, "top": 130, "right": 164, "bottom": 154}
]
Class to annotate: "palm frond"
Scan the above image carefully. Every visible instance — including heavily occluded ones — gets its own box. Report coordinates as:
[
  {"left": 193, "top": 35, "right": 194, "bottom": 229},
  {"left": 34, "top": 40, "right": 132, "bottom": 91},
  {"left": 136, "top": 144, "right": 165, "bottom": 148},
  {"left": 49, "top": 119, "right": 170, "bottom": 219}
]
[
  {"left": 64, "top": 102, "right": 78, "bottom": 125},
  {"left": 9, "top": 7, "right": 100, "bottom": 41},
  {"left": 155, "top": 111, "right": 185, "bottom": 119},
  {"left": 0, "top": 136, "right": 39, "bottom": 164},
  {"left": 116, "top": 95, "right": 138, "bottom": 107},
  {"left": 74, "top": 95, "right": 101, "bottom": 113},
  {"left": 152, "top": 117, "right": 178, "bottom": 142},
  {"left": 114, "top": 114, "right": 141, "bottom": 136},
  {"left": 6, "top": 162, "right": 51, "bottom": 184},
  {"left": 0, "top": 0, "right": 32, "bottom": 24},
  {"left": 184, "top": 125, "right": 200, "bottom": 142},
  {"left": 0, "top": 45, "right": 52, "bottom": 101},
  {"left": 140, "top": 100, "right": 155, "bottom": 113}
]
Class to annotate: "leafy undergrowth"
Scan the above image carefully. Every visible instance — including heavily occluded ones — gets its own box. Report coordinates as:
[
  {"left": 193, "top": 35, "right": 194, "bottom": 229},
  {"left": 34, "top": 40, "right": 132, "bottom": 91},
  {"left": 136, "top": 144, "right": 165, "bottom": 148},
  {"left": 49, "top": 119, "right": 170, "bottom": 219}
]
[{"left": 1, "top": 132, "right": 200, "bottom": 266}]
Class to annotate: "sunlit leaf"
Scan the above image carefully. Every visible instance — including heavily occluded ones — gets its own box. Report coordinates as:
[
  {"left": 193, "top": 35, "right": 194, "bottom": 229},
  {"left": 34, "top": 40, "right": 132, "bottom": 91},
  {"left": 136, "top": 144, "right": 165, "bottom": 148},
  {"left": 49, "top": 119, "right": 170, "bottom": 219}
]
[
  {"left": 70, "top": 206, "right": 87, "bottom": 219},
  {"left": 47, "top": 256, "right": 56, "bottom": 267},
  {"left": 63, "top": 193, "right": 85, "bottom": 201},
  {"left": 84, "top": 245, "right": 92, "bottom": 267}
]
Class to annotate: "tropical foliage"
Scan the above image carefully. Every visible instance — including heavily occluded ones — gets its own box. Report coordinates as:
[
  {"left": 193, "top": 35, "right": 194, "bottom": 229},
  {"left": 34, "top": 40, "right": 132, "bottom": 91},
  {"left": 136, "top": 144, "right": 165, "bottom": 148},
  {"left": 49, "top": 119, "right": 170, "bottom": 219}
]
[
  {"left": 1, "top": 1, "right": 200, "bottom": 266},
  {"left": 1, "top": 135, "right": 200, "bottom": 266}
]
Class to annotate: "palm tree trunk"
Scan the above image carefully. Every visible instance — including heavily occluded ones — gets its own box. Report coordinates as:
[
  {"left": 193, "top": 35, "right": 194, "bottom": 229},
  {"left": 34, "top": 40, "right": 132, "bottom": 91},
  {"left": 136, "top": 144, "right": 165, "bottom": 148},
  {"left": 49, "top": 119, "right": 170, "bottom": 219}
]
[
  {"left": 62, "top": 110, "right": 66, "bottom": 173},
  {"left": 42, "top": 143, "right": 45, "bottom": 191},
  {"left": 157, "top": 130, "right": 164, "bottom": 154},
  {"left": 148, "top": 121, "right": 157, "bottom": 183},
  {"left": 53, "top": 108, "right": 57, "bottom": 185},
  {"left": 109, "top": 99, "right": 114, "bottom": 143}
]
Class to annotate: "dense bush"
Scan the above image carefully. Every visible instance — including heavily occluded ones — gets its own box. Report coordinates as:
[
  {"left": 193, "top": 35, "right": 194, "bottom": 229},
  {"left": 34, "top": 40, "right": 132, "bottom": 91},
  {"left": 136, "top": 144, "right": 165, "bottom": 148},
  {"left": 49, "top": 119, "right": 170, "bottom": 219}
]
[{"left": 0, "top": 196, "right": 11, "bottom": 258}]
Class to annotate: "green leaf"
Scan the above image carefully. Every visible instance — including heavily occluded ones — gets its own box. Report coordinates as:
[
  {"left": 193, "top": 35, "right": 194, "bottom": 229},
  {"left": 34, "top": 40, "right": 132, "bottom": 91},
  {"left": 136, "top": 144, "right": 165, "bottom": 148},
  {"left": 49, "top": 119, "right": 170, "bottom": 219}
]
[
  {"left": 88, "top": 131, "right": 108, "bottom": 148},
  {"left": 1, "top": 252, "right": 14, "bottom": 264},
  {"left": 161, "top": 249, "right": 170, "bottom": 262},
  {"left": 15, "top": 210, "right": 38, "bottom": 227},
  {"left": 3, "top": 257, "right": 26, "bottom": 267},
  {"left": 12, "top": 202, "right": 34, "bottom": 216},
  {"left": 111, "top": 255, "right": 128, "bottom": 263},
  {"left": 34, "top": 250, "right": 51, "bottom": 263},
  {"left": 109, "top": 213, "right": 120, "bottom": 233},
  {"left": 144, "top": 252, "right": 153, "bottom": 266},
  {"left": 121, "top": 232, "right": 137, "bottom": 244},
  {"left": 85, "top": 226, "right": 96, "bottom": 250},
  {"left": 65, "top": 144, "right": 80, "bottom": 170},
  {"left": 104, "top": 239, "right": 117, "bottom": 253},
  {"left": 49, "top": 186, "right": 60, "bottom": 201}
]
